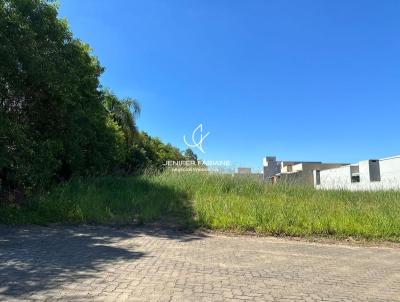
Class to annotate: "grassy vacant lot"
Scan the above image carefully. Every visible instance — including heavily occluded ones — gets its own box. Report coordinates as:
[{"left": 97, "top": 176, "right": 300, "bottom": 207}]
[{"left": 1, "top": 171, "right": 400, "bottom": 241}]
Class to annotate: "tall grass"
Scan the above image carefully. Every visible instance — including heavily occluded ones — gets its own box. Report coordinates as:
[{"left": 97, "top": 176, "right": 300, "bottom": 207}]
[
  {"left": 1, "top": 171, "right": 400, "bottom": 241},
  {"left": 0, "top": 176, "right": 193, "bottom": 226},
  {"left": 153, "top": 171, "right": 400, "bottom": 241}
]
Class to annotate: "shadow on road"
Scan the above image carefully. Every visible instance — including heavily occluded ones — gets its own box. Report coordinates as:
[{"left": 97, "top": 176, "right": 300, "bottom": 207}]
[{"left": 0, "top": 225, "right": 206, "bottom": 299}]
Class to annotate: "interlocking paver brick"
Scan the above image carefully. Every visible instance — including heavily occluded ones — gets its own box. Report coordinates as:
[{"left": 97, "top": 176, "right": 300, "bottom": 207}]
[{"left": 0, "top": 225, "right": 399, "bottom": 301}]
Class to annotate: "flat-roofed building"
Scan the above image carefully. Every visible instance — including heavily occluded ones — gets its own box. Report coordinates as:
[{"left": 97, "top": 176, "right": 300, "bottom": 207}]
[{"left": 314, "top": 155, "right": 400, "bottom": 190}]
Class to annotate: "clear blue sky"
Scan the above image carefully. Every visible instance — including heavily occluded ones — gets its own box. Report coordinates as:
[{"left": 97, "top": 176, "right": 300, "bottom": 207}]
[{"left": 59, "top": 0, "right": 400, "bottom": 172}]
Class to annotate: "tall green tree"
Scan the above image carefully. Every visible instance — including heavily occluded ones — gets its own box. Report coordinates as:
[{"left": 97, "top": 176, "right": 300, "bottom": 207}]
[
  {"left": 102, "top": 89, "right": 140, "bottom": 147},
  {"left": 102, "top": 89, "right": 142, "bottom": 172},
  {"left": 0, "top": 0, "right": 120, "bottom": 198},
  {"left": 0, "top": 0, "right": 200, "bottom": 201}
]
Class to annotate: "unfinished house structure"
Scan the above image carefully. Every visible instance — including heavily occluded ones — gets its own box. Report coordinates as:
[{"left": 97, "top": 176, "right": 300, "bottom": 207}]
[
  {"left": 263, "top": 156, "right": 348, "bottom": 186},
  {"left": 314, "top": 155, "right": 400, "bottom": 190}
]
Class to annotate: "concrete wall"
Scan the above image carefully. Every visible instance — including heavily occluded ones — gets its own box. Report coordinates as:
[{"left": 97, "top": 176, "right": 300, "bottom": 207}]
[
  {"left": 316, "top": 165, "right": 353, "bottom": 189},
  {"left": 380, "top": 156, "right": 400, "bottom": 182},
  {"left": 315, "top": 156, "right": 400, "bottom": 191},
  {"left": 280, "top": 170, "right": 315, "bottom": 186}
]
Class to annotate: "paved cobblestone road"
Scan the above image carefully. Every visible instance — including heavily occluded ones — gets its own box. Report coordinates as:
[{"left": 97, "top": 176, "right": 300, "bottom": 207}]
[{"left": 0, "top": 226, "right": 399, "bottom": 301}]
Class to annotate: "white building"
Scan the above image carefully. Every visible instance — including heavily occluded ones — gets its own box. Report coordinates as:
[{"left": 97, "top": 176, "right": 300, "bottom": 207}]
[{"left": 314, "top": 155, "right": 400, "bottom": 191}]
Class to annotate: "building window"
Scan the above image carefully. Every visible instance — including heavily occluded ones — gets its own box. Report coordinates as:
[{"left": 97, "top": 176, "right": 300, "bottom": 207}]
[
  {"left": 369, "top": 160, "right": 381, "bottom": 182},
  {"left": 350, "top": 165, "right": 360, "bottom": 183},
  {"left": 315, "top": 170, "right": 321, "bottom": 185}
]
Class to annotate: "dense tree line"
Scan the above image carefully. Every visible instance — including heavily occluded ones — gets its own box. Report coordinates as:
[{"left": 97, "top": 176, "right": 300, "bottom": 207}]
[{"left": 0, "top": 0, "right": 196, "bottom": 201}]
